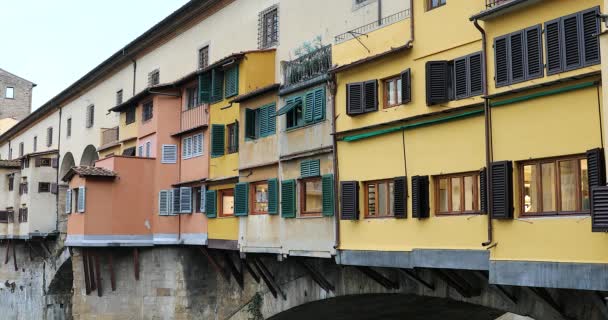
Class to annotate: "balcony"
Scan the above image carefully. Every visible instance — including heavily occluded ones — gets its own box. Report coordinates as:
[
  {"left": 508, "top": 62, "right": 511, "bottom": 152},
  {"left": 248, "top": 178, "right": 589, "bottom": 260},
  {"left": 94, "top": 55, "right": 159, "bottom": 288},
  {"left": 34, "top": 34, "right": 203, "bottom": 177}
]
[
  {"left": 282, "top": 45, "right": 332, "bottom": 88},
  {"left": 100, "top": 126, "right": 120, "bottom": 149},
  {"left": 486, "top": 0, "right": 512, "bottom": 8},
  {"left": 334, "top": 10, "right": 410, "bottom": 43},
  {"left": 181, "top": 104, "right": 209, "bottom": 132}
]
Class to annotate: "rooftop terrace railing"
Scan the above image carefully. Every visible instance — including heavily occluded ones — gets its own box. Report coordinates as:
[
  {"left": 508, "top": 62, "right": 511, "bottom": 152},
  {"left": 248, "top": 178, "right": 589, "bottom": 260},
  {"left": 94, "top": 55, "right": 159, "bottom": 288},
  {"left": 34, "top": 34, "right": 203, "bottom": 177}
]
[
  {"left": 334, "top": 9, "right": 410, "bottom": 43},
  {"left": 282, "top": 45, "right": 332, "bottom": 88},
  {"left": 486, "top": 0, "right": 512, "bottom": 8}
]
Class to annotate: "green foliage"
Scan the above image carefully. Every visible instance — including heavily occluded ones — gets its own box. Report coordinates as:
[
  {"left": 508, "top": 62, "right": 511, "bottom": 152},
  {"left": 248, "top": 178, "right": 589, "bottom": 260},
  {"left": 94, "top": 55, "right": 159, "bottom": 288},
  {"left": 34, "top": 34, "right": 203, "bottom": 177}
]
[
  {"left": 294, "top": 35, "right": 323, "bottom": 57},
  {"left": 247, "top": 293, "right": 264, "bottom": 320}
]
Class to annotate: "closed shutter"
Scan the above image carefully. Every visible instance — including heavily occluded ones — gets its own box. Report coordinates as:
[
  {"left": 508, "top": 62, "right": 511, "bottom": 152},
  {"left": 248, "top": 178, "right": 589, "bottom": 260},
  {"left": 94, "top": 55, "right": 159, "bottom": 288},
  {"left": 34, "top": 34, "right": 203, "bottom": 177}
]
[
  {"left": 51, "top": 183, "right": 58, "bottom": 195},
  {"left": 322, "top": 174, "right": 334, "bottom": 216},
  {"left": 268, "top": 179, "right": 278, "bottom": 215},
  {"left": 281, "top": 180, "right": 296, "bottom": 218},
  {"left": 480, "top": 168, "right": 488, "bottom": 214},
  {"left": 426, "top": 61, "right": 450, "bottom": 106},
  {"left": 86, "top": 105, "right": 94, "bottom": 128},
  {"left": 454, "top": 57, "right": 468, "bottom": 99},
  {"left": 490, "top": 161, "right": 514, "bottom": 219},
  {"left": 200, "top": 185, "right": 207, "bottom": 213},
  {"left": 411, "top": 176, "right": 429, "bottom": 219},
  {"left": 65, "top": 189, "right": 72, "bottom": 214},
  {"left": 161, "top": 145, "right": 177, "bottom": 164},
  {"left": 259, "top": 106, "right": 269, "bottom": 137},
  {"left": 77, "top": 186, "right": 86, "bottom": 213},
  {"left": 211, "top": 124, "right": 225, "bottom": 157},
  {"left": 340, "top": 181, "right": 359, "bottom": 220},
  {"left": 182, "top": 137, "right": 190, "bottom": 159},
  {"left": 198, "top": 72, "right": 212, "bottom": 103},
  {"left": 210, "top": 69, "right": 224, "bottom": 102},
  {"left": 313, "top": 87, "right": 325, "bottom": 121},
  {"left": 363, "top": 80, "right": 378, "bottom": 112},
  {"left": 346, "top": 83, "right": 363, "bottom": 115},
  {"left": 587, "top": 148, "right": 606, "bottom": 188},
  {"left": 591, "top": 186, "right": 608, "bottom": 232},
  {"left": 146, "top": 141, "right": 151, "bottom": 158},
  {"left": 159, "top": 190, "right": 170, "bottom": 216},
  {"left": 468, "top": 53, "right": 483, "bottom": 96},
  {"left": 525, "top": 25, "right": 543, "bottom": 79},
  {"left": 51, "top": 158, "right": 59, "bottom": 169},
  {"left": 393, "top": 176, "right": 407, "bottom": 218},
  {"left": 245, "top": 109, "right": 257, "bottom": 139},
  {"left": 545, "top": 19, "right": 562, "bottom": 75},
  {"left": 304, "top": 90, "right": 314, "bottom": 123},
  {"left": 301, "top": 159, "right": 320, "bottom": 178},
  {"left": 582, "top": 7, "right": 600, "bottom": 66},
  {"left": 205, "top": 190, "right": 217, "bottom": 218},
  {"left": 180, "top": 187, "right": 192, "bottom": 214},
  {"left": 234, "top": 182, "right": 249, "bottom": 216},
  {"left": 510, "top": 31, "right": 525, "bottom": 83},
  {"left": 138, "top": 146, "right": 143, "bottom": 157},
  {"left": 494, "top": 36, "right": 509, "bottom": 87},
  {"left": 562, "top": 13, "right": 582, "bottom": 70},
  {"left": 172, "top": 188, "right": 181, "bottom": 214},
  {"left": 224, "top": 66, "right": 239, "bottom": 98},
  {"left": 267, "top": 104, "right": 276, "bottom": 135},
  {"left": 400, "top": 68, "right": 412, "bottom": 104}
]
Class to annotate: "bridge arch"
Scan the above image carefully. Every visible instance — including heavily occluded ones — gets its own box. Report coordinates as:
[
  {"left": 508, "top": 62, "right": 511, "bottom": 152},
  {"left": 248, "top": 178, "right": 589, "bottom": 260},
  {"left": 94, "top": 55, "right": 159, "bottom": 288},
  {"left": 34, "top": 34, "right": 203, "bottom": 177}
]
[
  {"left": 80, "top": 144, "right": 99, "bottom": 166},
  {"left": 59, "top": 152, "right": 75, "bottom": 180}
]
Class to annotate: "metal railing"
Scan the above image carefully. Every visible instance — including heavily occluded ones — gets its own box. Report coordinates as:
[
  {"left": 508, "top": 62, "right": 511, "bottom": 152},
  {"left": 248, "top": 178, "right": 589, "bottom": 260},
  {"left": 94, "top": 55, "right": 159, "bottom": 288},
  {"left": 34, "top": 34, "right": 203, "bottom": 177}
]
[
  {"left": 334, "top": 9, "right": 410, "bottom": 43},
  {"left": 101, "top": 127, "right": 119, "bottom": 146},
  {"left": 282, "top": 45, "right": 332, "bottom": 88},
  {"left": 486, "top": 0, "right": 512, "bottom": 8},
  {"left": 181, "top": 104, "right": 208, "bottom": 132}
]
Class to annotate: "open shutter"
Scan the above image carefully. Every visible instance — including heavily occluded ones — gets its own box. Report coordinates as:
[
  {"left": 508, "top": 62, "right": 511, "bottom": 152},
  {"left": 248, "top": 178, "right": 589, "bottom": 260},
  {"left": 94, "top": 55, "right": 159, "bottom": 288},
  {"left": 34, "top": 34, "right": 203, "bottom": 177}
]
[
  {"left": 525, "top": 25, "right": 543, "bottom": 79},
  {"left": 545, "top": 19, "right": 562, "bottom": 75},
  {"left": 234, "top": 182, "right": 249, "bottom": 216},
  {"left": 363, "top": 80, "right": 378, "bottom": 112},
  {"left": 268, "top": 179, "right": 278, "bottom": 215},
  {"left": 205, "top": 190, "right": 217, "bottom": 218},
  {"left": 281, "top": 180, "right": 296, "bottom": 218},
  {"left": 411, "top": 176, "right": 429, "bottom": 219},
  {"left": 77, "top": 186, "right": 86, "bottom": 213},
  {"left": 454, "top": 56, "right": 468, "bottom": 99},
  {"left": 51, "top": 183, "right": 58, "bottom": 195},
  {"left": 426, "top": 61, "right": 450, "bottom": 105},
  {"left": 267, "top": 104, "right": 276, "bottom": 135},
  {"left": 180, "top": 187, "right": 192, "bottom": 214},
  {"left": 245, "top": 109, "right": 257, "bottom": 139},
  {"left": 210, "top": 69, "right": 224, "bottom": 102},
  {"left": 313, "top": 87, "right": 325, "bottom": 121},
  {"left": 346, "top": 83, "right": 364, "bottom": 115},
  {"left": 65, "top": 189, "right": 72, "bottom": 214},
  {"left": 171, "top": 188, "right": 180, "bottom": 214},
  {"left": 494, "top": 36, "right": 509, "bottom": 87},
  {"left": 161, "top": 145, "right": 177, "bottom": 164},
  {"left": 304, "top": 90, "right": 315, "bottom": 123},
  {"left": 400, "top": 68, "right": 412, "bottom": 104},
  {"left": 51, "top": 158, "right": 59, "bottom": 169},
  {"left": 259, "top": 106, "right": 269, "bottom": 137},
  {"left": 480, "top": 168, "right": 488, "bottom": 214},
  {"left": 200, "top": 185, "right": 207, "bottom": 213},
  {"left": 490, "top": 161, "right": 514, "bottom": 219},
  {"left": 591, "top": 186, "right": 608, "bottom": 232},
  {"left": 562, "top": 13, "right": 582, "bottom": 71},
  {"left": 582, "top": 7, "right": 600, "bottom": 66},
  {"left": 587, "top": 148, "right": 606, "bottom": 188},
  {"left": 224, "top": 66, "right": 239, "bottom": 98},
  {"left": 510, "top": 31, "right": 525, "bottom": 83},
  {"left": 159, "top": 190, "right": 169, "bottom": 216},
  {"left": 211, "top": 124, "right": 225, "bottom": 157},
  {"left": 468, "top": 53, "right": 483, "bottom": 96},
  {"left": 198, "top": 72, "right": 212, "bottom": 103},
  {"left": 322, "top": 174, "right": 334, "bottom": 216},
  {"left": 393, "top": 176, "right": 407, "bottom": 218},
  {"left": 340, "top": 181, "right": 359, "bottom": 220}
]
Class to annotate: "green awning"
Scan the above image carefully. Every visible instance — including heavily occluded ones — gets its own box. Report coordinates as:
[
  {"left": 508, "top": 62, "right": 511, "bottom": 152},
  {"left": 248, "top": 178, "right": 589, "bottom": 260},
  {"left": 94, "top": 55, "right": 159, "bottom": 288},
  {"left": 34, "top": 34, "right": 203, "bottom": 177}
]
[{"left": 277, "top": 99, "right": 302, "bottom": 116}]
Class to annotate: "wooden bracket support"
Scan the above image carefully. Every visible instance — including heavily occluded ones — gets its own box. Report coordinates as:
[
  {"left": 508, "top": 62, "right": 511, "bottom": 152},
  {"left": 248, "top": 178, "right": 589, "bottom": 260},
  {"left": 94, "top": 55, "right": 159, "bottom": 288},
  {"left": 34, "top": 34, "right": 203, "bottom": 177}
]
[
  {"left": 108, "top": 251, "right": 116, "bottom": 291},
  {"left": 223, "top": 252, "right": 244, "bottom": 289},
  {"left": 199, "top": 247, "right": 229, "bottom": 281},
  {"left": 133, "top": 248, "right": 140, "bottom": 281},
  {"left": 527, "top": 287, "right": 571, "bottom": 320},
  {"left": 399, "top": 268, "right": 434, "bottom": 291},
  {"left": 591, "top": 291, "right": 608, "bottom": 319},
  {"left": 297, "top": 259, "right": 335, "bottom": 292},
  {"left": 12, "top": 241, "right": 17, "bottom": 271},
  {"left": 473, "top": 271, "right": 516, "bottom": 305},
  {"left": 243, "top": 259, "right": 261, "bottom": 283},
  {"left": 253, "top": 257, "right": 286, "bottom": 300},
  {"left": 88, "top": 250, "right": 96, "bottom": 291},
  {"left": 356, "top": 266, "right": 399, "bottom": 290},
  {"left": 38, "top": 241, "right": 51, "bottom": 256},
  {"left": 433, "top": 269, "right": 480, "bottom": 298},
  {"left": 82, "top": 249, "right": 91, "bottom": 295},
  {"left": 4, "top": 240, "right": 10, "bottom": 265},
  {"left": 94, "top": 252, "right": 102, "bottom": 297}
]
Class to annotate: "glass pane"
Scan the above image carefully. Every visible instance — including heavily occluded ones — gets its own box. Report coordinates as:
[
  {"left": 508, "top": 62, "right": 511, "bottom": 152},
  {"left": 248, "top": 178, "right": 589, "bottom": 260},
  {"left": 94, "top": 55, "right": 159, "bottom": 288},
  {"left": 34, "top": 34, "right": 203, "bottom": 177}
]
[
  {"left": 439, "top": 178, "right": 448, "bottom": 212},
  {"left": 464, "top": 176, "right": 474, "bottom": 211},
  {"left": 255, "top": 183, "right": 269, "bottom": 213},
  {"left": 559, "top": 160, "right": 577, "bottom": 212},
  {"left": 223, "top": 194, "right": 234, "bottom": 215},
  {"left": 581, "top": 159, "right": 589, "bottom": 210},
  {"left": 387, "top": 81, "right": 396, "bottom": 106},
  {"left": 397, "top": 78, "right": 402, "bottom": 104},
  {"left": 367, "top": 184, "right": 376, "bottom": 216},
  {"left": 305, "top": 180, "right": 322, "bottom": 213},
  {"left": 523, "top": 165, "right": 538, "bottom": 213},
  {"left": 541, "top": 163, "right": 556, "bottom": 212},
  {"left": 451, "top": 177, "right": 461, "bottom": 212},
  {"left": 378, "top": 183, "right": 387, "bottom": 216},
  {"left": 389, "top": 182, "right": 395, "bottom": 216}
]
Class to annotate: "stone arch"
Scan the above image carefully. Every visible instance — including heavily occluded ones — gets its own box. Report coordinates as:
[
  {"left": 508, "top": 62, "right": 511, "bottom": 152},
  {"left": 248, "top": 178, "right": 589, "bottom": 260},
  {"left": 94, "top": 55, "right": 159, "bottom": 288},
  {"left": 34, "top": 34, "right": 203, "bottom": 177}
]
[
  {"left": 80, "top": 144, "right": 99, "bottom": 166},
  {"left": 59, "top": 152, "right": 75, "bottom": 180}
]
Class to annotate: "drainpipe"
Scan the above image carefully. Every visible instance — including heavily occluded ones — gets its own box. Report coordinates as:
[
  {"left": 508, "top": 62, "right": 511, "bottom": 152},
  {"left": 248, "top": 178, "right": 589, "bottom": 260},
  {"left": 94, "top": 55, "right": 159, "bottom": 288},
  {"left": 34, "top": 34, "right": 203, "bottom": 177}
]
[
  {"left": 377, "top": 0, "right": 383, "bottom": 26},
  {"left": 56, "top": 107, "right": 63, "bottom": 232},
  {"left": 329, "top": 75, "right": 340, "bottom": 251},
  {"left": 131, "top": 59, "right": 137, "bottom": 96},
  {"left": 473, "top": 19, "right": 494, "bottom": 247},
  {"left": 408, "top": 0, "right": 414, "bottom": 44}
]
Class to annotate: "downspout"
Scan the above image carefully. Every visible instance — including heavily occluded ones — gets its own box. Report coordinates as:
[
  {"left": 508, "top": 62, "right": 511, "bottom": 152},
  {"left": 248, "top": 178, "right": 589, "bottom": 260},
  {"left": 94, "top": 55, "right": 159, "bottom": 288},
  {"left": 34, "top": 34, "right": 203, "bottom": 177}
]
[
  {"left": 131, "top": 59, "right": 137, "bottom": 96},
  {"left": 56, "top": 107, "right": 62, "bottom": 232},
  {"left": 474, "top": 19, "right": 494, "bottom": 247},
  {"left": 329, "top": 75, "right": 340, "bottom": 251},
  {"left": 407, "top": 0, "right": 414, "bottom": 44},
  {"left": 378, "top": 0, "right": 383, "bottom": 26}
]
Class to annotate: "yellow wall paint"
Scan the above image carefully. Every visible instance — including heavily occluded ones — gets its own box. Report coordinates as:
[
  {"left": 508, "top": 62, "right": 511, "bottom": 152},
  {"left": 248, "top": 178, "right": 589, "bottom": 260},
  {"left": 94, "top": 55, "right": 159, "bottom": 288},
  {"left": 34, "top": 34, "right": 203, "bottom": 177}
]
[
  {"left": 119, "top": 108, "right": 138, "bottom": 142},
  {"left": 208, "top": 183, "right": 238, "bottom": 241}
]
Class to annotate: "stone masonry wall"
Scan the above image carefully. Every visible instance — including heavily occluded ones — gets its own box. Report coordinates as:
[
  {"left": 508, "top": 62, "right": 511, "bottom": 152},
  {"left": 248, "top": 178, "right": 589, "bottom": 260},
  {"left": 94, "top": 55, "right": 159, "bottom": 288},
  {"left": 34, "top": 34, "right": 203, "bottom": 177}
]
[{"left": 0, "top": 69, "right": 33, "bottom": 121}]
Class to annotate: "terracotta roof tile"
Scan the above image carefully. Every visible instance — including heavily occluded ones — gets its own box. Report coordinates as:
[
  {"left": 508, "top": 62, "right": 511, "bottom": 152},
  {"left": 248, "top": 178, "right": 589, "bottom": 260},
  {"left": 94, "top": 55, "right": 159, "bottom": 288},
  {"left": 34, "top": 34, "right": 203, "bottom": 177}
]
[{"left": 62, "top": 166, "right": 117, "bottom": 182}]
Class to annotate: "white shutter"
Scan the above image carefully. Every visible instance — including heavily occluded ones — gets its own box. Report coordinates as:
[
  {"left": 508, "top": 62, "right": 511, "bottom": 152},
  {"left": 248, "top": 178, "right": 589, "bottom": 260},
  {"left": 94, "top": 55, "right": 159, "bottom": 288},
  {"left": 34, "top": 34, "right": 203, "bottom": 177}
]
[
  {"left": 138, "top": 146, "right": 144, "bottom": 157},
  {"left": 200, "top": 185, "right": 206, "bottom": 212},
  {"left": 77, "top": 186, "right": 86, "bottom": 213},
  {"left": 161, "top": 145, "right": 177, "bottom": 164},
  {"left": 180, "top": 187, "right": 192, "bottom": 213},
  {"left": 145, "top": 141, "right": 151, "bottom": 157},
  {"left": 159, "top": 190, "right": 169, "bottom": 216},
  {"left": 182, "top": 137, "right": 189, "bottom": 159},
  {"left": 194, "top": 134, "right": 203, "bottom": 156},
  {"left": 65, "top": 189, "right": 72, "bottom": 214}
]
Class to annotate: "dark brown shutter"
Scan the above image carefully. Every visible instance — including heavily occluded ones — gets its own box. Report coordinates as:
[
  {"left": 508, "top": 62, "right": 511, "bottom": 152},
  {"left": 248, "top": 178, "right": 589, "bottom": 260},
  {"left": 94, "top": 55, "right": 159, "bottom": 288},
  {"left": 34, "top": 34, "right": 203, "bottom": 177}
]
[
  {"left": 525, "top": 25, "right": 543, "bottom": 79},
  {"left": 425, "top": 61, "right": 450, "bottom": 106},
  {"left": 340, "top": 181, "right": 359, "bottom": 220},
  {"left": 51, "top": 183, "right": 58, "bottom": 195},
  {"left": 591, "top": 186, "right": 608, "bottom": 232},
  {"left": 35, "top": 158, "right": 41, "bottom": 167},
  {"left": 51, "top": 158, "right": 59, "bottom": 169},
  {"left": 490, "top": 161, "right": 514, "bottom": 219},
  {"left": 393, "top": 176, "right": 407, "bottom": 218},
  {"left": 454, "top": 57, "right": 468, "bottom": 99},
  {"left": 545, "top": 19, "right": 562, "bottom": 75},
  {"left": 468, "top": 53, "right": 483, "bottom": 97},
  {"left": 411, "top": 176, "right": 429, "bottom": 219},
  {"left": 480, "top": 168, "right": 488, "bottom": 214},
  {"left": 587, "top": 148, "right": 606, "bottom": 188},
  {"left": 400, "top": 68, "right": 411, "bottom": 104},
  {"left": 346, "top": 83, "right": 363, "bottom": 115},
  {"left": 494, "top": 36, "right": 509, "bottom": 87},
  {"left": 563, "top": 13, "right": 582, "bottom": 70},
  {"left": 582, "top": 7, "right": 601, "bottom": 66},
  {"left": 510, "top": 31, "right": 525, "bottom": 83},
  {"left": 363, "top": 80, "right": 378, "bottom": 112}
]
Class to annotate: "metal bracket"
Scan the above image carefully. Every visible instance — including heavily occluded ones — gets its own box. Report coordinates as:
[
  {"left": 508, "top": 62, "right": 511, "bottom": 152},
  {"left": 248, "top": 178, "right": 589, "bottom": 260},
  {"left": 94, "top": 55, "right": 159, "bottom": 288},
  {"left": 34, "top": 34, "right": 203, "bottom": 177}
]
[
  {"left": 243, "top": 259, "right": 261, "bottom": 283},
  {"left": 348, "top": 31, "right": 371, "bottom": 53}
]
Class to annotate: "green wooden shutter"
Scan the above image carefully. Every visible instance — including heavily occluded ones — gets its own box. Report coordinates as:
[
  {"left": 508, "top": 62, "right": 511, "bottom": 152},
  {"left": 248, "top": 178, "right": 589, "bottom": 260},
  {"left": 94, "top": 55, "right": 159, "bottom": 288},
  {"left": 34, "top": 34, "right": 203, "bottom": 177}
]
[
  {"left": 224, "top": 66, "right": 239, "bottom": 98},
  {"left": 267, "top": 104, "right": 276, "bottom": 135},
  {"left": 198, "top": 72, "right": 212, "bottom": 103},
  {"left": 281, "top": 180, "right": 296, "bottom": 218},
  {"left": 211, "top": 124, "right": 225, "bottom": 158},
  {"left": 234, "top": 182, "right": 249, "bottom": 216},
  {"left": 268, "top": 179, "right": 278, "bottom": 215},
  {"left": 205, "top": 190, "right": 217, "bottom": 218},
  {"left": 210, "top": 69, "right": 224, "bottom": 102},
  {"left": 322, "top": 174, "right": 334, "bottom": 216},
  {"left": 313, "top": 87, "right": 325, "bottom": 121},
  {"left": 301, "top": 159, "right": 320, "bottom": 178},
  {"left": 259, "top": 106, "right": 269, "bottom": 137},
  {"left": 245, "top": 109, "right": 257, "bottom": 139},
  {"left": 304, "top": 90, "right": 314, "bottom": 123}
]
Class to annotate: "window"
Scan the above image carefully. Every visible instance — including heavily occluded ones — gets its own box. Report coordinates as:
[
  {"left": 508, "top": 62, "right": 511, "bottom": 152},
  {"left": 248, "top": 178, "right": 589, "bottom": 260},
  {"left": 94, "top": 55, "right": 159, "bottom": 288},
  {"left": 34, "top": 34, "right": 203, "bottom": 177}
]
[
  {"left": 227, "top": 122, "right": 238, "bottom": 154},
  {"left": 365, "top": 180, "right": 395, "bottom": 217},
  {"left": 37, "top": 158, "right": 52, "bottom": 167},
  {"left": 494, "top": 25, "right": 543, "bottom": 87},
  {"left": 199, "top": 69, "right": 225, "bottom": 104},
  {"left": 138, "top": 145, "right": 143, "bottom": 157},
  {"left": 86, "top": 104, "right": 94, "bottom": 128},
  {"left": 219, "top": 189, "right": 234, "bottom": 217},
  {"left": 250, "top": 181, "right": 269, "bottom": 214},
  {"left": 8, "top": 175, "right": 14, "bottom": 191},
  {"left": 161, "top": 145, "right": 177, "bottom": 164},
  {"left": 245, "top": 104, "right": 276, "bottom": 140},
  {"left": 18, "top": 142, "right": 23, "bottom": 157},
  {"left": 142, "top": 101, "right": 153, "bottom": 122},
  {"left": 5, "top": 87, "right": 14, "bottom": 99},
  {"left": 435, "top": 172, "right": 481, "bottom": 215},
  {"left": 286, "top": 97, "right": 304, "bottom": 129},
  {"left": 182, "top": 133, "right": 203, "bottom": 159},
  {"left": 427, "top": 0, "right": 446, "bottom": 10},
  {"left": 46, "top": 127, "right": 53, "bottom": 147},
  {"left": 19, "top": 181, "right": 28, "bottom": 195},
  {"left": 18, "top": 207, "right": 27, "bottom": 223},
  {"left": 521, "top": 155, "right": 589, "bottom": 215},
  {"left": 346, "top": 81, "right": 377, "bottom": 115},
  {"left": 186, "top": 87, "right": 199, "bottom": 110},
  {"left": 199, "top": 46, "right": 209, "bottom": 69},
  {"left": 300, "top": 177, "right": 322, "bottom": 216},
  {"left": 281, "top": 87, "right": 326, "bottom": 129},
  {"left": 211, "top": 124, "right": 225, "bottom": 158},
  {"left": 384, "top": 77, "right": 402, "bottom": 108},
  {"left": 76, "top": 186, "right": 86, "bottom": 213},
  {"left": 224, "top": 66, "right": 239, "bottom": 98},
  {"left": 125, "top": 107, "right": 136, "bottom": 125},
  {"left": 426, "top": 52, "right": 483, "bottom": 105},
  {"left": 145, "top": 141, "right": 151, "bottom": 158},
  {"left": 259, "top": 5, "right": 279, "bottom": 49},
  {"left": 116, "top": 90, "right": 123, "bottom": 105},
  {"left": 33, "top": 136, "right": 37, "bottom": 152},
  {"left": 38, "top": 182, "right": 51, "bottom": 193},
  {"left": 148, "top": 69, "right": 160, "bottom": 87},
  {"left": 194, "top": 186, "right": 205, "bottom": 213},
  {"left": 66, "top": 118, "right": 72, "bottom": 137}
]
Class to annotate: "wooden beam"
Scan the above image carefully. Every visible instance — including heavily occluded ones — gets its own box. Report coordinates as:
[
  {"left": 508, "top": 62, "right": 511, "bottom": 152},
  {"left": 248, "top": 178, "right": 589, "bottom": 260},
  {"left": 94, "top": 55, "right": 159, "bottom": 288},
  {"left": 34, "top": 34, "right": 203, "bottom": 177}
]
[
  {"left": 133, "top": 248, "right": 139, "bottom": 281},
  {"left": 244, "top": 259, "right": 260, "bottom": 283},
  {"left": 94, "top": 252, "right": 102, "bottom": 297},
  {"left": 432, "top": 269, "right": 479, "bottom": 298},
  {"left": 4, "top": 240, "right": 10, "bottom": 265},
  {"left": 39, "top": 241, "right": 51, "bottom": 256},
  {"left": 199, "top": 247, "right": 229, "bottom": 281},
  {"left": 297, "top": 259, "right": 335, "bottom": 292},
  {"left": 591, "top": 291, "right": 608, "bottom": 319},
  {"left": 12, "top": 241, "right": 17, "bottom": 271},
  {"left": 255, "top": 257, "right": 286, "bottom": 300},
  {"left": 527, "top": 287, "right": 570, "bottom": 319},
  {"left": 252, "top": 258, "right": 278, "bottom": 299},
  {"left": 399, "top": 269, "right": 434, "bottom": 291},
  {"left": 357, "top": 266, "right": 399, "bottom": 290},
  {"left": 222, "top": 252, "right": 244, "bottom": 289},
  {"left": 82, "top": 249, "right": 91, "bottom": 295},
  {"left": 88, "top": 250, "right": 96, "bottom": 291},
  {"left": 108, "top": 251, "right": 116, "bottom": 291}
]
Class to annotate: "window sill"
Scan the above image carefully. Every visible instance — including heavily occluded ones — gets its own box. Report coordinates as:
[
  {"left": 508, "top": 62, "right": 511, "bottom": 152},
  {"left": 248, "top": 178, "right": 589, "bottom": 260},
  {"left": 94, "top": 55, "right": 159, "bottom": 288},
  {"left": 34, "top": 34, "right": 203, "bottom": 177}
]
[
  {"left": 182, "top": 154, "right": 204, "bottom": 161},
  {"left": 364, "top": 216, "right": 396, "bottom": 219},
  {"left": 435, "top": 212, "right": 483, "bottom": 217},
  {"left": 519, "top": 212, "right": 590, "bottom": 218},
  {"left": 296, "top": 214, "right": 326, "bottom": 219},
  {"left": 285, "top": 119, "right": 326, "bottom": 133}
]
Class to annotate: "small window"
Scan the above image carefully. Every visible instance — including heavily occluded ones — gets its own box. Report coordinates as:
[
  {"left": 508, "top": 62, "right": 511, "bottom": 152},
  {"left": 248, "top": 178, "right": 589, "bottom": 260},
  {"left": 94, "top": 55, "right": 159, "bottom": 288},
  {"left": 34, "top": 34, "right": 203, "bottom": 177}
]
[
  {"left": 161, "top": 144, "right": 177, "bottom": 164},
  {"left": 145, "top": 141, "right": 151, "bottom": 158},
  {"left": 258, "top": 5, "right": 279, "bottom": 49},
  {"left": 199, "top": 46, "right": 209, "bottom": 69},
  {"left": 219, "top": 189, "right": 234, "bottom": 217},
  {"left": 18, "top": 142, "right": 24, "bottom": 157},
  {"left": 8, "top": 175, "right": 14, "bottom": 191},
  {"left": 300, "top": 177, "right": 322, "bottom": 217},
  {"left": 5, "top": 87, "right": 14, "bottom": 99},
  {"left": 86, "top": 105, "right": 95, "bottom": 128},
  {"left": 384, "top": 76, "right": 402, "bottom": 108},
  {"left": 116, "top": 89, "right": 123, "bottom": 105},
  {"left": 435, "top": 172, "right": 481, "bottom": 215},
  {"left": 364, "top": 180, "right": 395, "bottom": 218},
  {"left": 125, "top": 107, "right": 136, "bottom": 125},
  {"left": 186, "top": 87, "right": 199, "bottom": 110},
  {"left": 66, "top": 118, "right": 72, "bottom": 137},
  {"left": 227, "top": 122, "right": 238, "bottom": 154},
  {"left": 33, "top": 136, "right": 37, "bottom": 152},
  {"left": 250, "top": 181, "right": 269, "bottom": 214},
  {"left": 427, "top": 0, "right": 446, "bottom": 10},
  {"left": 138, "top": 145, "right": 143, "bottom": 157},
  {"left": 46, "top": 127, "right": 53, "bottom": 147},
  {"left": 286, "top": 99, "right": 304, "bottom": 129},
  {"left": 38, "top": 182, "right": 51, "bottom": 193},
  {"left": 142, "top": 101, "right": 153, "bottom": 122},
  {"left": 148, "top": 69, "right": 160, "bottom": 87},
  {"left": 245, "top": 104, "right": 276, "bottom": 139},
  {"left": 38, "top": 158, "right": 52, "bottom": 167},
  {"left": 182, "top": 133, "right": 203, "bottom": 159}
]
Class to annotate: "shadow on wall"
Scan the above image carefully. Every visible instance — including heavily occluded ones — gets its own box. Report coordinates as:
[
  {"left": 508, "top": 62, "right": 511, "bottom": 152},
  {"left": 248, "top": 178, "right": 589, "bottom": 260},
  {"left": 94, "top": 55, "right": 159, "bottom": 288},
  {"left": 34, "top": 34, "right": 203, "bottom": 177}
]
[
  {"left": 60, "top": 152, "right": 75, "bottom": 180},
  {"left": 80, "top": 145, "right": 99, "bottom": 166}
]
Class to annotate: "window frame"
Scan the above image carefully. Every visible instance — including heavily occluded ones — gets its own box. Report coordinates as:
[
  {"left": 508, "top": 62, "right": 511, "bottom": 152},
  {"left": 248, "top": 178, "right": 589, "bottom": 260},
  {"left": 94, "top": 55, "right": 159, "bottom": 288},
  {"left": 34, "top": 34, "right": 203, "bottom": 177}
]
[
  {"left": 250, "top": 181, "right": 270, "bottom": 215},
  {"left": 226, "top": 122, "right": 238, "bottom": 154},
  {"left": 259, "top": 5, "right": 279, "bottom": 49},
  {"left": 66, "top": 118, "right": 72, "bottom": 137},
  {"left": 5, "top": 87, "right": 14, "bottom": 99},
  {"left": 38, "top": 182, "right": 51, "bottom": 193},
  {"left": 299, "top": 177, "right": 323, "bottom": 217},
  {"left": 519, "top": 154, "right": 589, "bottom": 217},
  {"left": 116, "top": 89, "right": 123, "bottom": 105},
  {"left": 427, "top": 0, "right": 446, "bottom": 11},
  {"left": 86, "top": 104, "right": 95, "bottom": 128},
  {"left": 218, "top": 188, "right": 235, "bottom": 217},
  {"left": 383, "top": 75, "right": 402, "bottom": 109},
  {"left": 363, "top": 179, "right": 395, "bottom": 218},
  {"left": 198, "top": 46, "right": 209, "bottom": 69},
  {"left": 148, "top": 69, "right": 160, "bottom": 87},
  {"left": 142, "top": 101, "right": 154, "bottom": 122},
  {"left": 46, "top": 127, "right": 53, "bottom": 147},
  {"left": 434, "top": 171, "right": 482, "bottom": 215},
  {"left": 186, "top": 86, "right": 199, "bottom": 110},
  {"left": 125, "top": 107, "right": 136, "bottom": 125}
]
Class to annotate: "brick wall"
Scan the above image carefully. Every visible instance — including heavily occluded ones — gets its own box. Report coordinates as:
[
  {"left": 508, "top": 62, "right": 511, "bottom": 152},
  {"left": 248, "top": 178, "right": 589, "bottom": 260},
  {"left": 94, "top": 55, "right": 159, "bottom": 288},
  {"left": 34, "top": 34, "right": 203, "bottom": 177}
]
[{"left": 0, "top": 69, "right": 34, "bottom": 121}]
